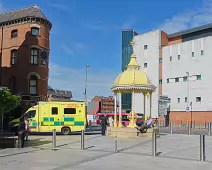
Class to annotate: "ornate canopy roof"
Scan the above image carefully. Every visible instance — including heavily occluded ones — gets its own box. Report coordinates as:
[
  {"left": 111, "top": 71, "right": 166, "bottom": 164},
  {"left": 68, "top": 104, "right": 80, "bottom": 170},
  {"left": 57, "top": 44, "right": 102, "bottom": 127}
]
[{"left": 111, "top": 42, "right": 156, "bottom": 93}]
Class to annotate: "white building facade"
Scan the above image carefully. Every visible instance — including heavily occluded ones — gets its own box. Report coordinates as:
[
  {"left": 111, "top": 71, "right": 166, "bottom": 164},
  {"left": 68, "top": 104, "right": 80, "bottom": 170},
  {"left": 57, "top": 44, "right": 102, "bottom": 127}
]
[
  {"left": 133, "top": 30, "right": 161, "bottom": 119},
  {"left": 126, "top": 24, "right": 212, "bottom": 123}
]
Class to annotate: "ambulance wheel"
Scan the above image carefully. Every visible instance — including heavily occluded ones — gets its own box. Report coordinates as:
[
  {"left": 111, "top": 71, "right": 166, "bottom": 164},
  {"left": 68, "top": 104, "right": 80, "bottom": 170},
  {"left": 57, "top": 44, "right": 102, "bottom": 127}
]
[{"left": 61, "top": 127, "right": 71, "bottom": 135}]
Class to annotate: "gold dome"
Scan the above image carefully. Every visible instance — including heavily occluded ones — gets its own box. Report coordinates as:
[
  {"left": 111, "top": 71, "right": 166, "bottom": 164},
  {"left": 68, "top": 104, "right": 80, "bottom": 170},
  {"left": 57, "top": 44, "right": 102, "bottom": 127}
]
[
  {"left": 114, "top": 69, "right": 152, "bottom": 85},
  {"left": 113, "top": 53, "right": 152, "bottom": 86}
]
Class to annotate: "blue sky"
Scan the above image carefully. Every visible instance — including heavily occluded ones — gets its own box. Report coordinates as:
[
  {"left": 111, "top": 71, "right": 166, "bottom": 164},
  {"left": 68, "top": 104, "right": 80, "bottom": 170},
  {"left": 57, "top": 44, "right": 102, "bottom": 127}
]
[{"left": 1, "top": 0, "right": 212, "bottom": 100}]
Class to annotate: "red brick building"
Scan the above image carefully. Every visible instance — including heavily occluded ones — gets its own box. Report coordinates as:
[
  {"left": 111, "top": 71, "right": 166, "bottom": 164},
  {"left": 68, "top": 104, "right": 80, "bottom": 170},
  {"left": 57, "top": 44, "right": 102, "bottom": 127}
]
[
  {"left": 0, "top": 5, "right": 52, "bottom": 107},
  {"left": 92, "top": 96, "right": 117, "bottom": 113}
]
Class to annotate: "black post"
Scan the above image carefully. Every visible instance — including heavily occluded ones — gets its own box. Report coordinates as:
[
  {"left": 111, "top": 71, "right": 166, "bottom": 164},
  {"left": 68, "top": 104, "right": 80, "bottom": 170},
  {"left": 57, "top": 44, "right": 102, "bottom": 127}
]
[
  {"left": 190, "top": 102, "right": 193, "bottom": 128},
  {"left": 0, "top": 26, "right": 3, "bottom": 85}
]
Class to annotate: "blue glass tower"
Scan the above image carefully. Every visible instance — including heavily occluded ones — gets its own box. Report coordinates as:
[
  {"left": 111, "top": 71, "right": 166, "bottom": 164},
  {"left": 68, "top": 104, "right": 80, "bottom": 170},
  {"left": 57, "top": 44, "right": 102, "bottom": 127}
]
[{"left": 121, "top": 30, "right": 138, "bottom": 111}]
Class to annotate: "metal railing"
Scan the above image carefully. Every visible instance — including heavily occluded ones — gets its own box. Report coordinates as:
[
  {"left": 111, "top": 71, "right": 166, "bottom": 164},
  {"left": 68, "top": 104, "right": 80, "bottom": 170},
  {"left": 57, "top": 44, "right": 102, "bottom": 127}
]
[{"left": 169, "top": 122, "right": 211, "bottom": 136}]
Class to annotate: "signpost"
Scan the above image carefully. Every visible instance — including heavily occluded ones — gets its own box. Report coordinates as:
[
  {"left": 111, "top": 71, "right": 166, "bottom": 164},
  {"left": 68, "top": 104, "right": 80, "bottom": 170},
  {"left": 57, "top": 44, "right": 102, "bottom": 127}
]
[{"left": 186, "top": 107, "right": 190, "bottom": 112}]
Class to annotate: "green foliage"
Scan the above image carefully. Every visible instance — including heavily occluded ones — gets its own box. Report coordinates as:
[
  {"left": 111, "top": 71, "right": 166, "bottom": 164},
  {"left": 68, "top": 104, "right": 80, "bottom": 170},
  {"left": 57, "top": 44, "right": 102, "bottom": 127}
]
[{"left": 0, "top": 88, "right": 21, "bottom": 113}]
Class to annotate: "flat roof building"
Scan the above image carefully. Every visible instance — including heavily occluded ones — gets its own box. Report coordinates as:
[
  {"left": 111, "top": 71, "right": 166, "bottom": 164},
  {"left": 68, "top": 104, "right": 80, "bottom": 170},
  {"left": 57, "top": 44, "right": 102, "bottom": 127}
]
[{"left": 122, "top": 23, "right": 212, "bottom": 124}]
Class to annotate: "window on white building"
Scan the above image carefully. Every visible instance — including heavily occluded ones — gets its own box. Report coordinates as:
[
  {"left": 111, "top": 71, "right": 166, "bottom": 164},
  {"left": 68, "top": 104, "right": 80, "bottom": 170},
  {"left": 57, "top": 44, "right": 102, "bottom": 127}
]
[
  {"left": 144, "top": 45, "right": 148, "bottom": 50},
  {"left": 201, "top": 50, "right": 204, "bottom": 56},
  {"left": 178, "top": 55, "right": 180, "bottom": 60},
  {"left": 196, "top": 97, "right": 201, "bottom": 102},
  {"left": 167, "top": 79, "right": 169, "bottom": 83},
  {"left": 159, "top": 58, "right": 162, "bottom": 64},
  {"left": 183, "top": 77, "right": 188, "bottom": 82},
  {"left": 170, "top": 56, "right": 172, "bottom": 61},
  {"left": 144, "top": 63, "right": 147, "bottom": 68},
  {"left": 159, "top": 80, "right": 162, "bottom": 84},
  {"left": 192, "top": 52, "right": 194, "bottom": 57},
  {"left": 185, "top": 97, "right": 188, "bottom": 102},
  {"left": 197, "top": 75, "right": 201, "bottom": 80},
  {"left": 177, "top": 98, "right": 180, "bottom": 103},
  {"left": 175, "top": 78, "right": 179, "bottom": 82}
]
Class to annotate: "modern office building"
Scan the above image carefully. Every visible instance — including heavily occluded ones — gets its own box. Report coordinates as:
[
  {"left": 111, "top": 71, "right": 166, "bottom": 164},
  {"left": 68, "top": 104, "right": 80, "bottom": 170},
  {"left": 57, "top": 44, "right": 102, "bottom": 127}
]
[
  {"left": 121, "top": 30, "right": 138, "bottom": 111},
  {"left": 122, "top": 23, "right": 212, "bottom": 123}
]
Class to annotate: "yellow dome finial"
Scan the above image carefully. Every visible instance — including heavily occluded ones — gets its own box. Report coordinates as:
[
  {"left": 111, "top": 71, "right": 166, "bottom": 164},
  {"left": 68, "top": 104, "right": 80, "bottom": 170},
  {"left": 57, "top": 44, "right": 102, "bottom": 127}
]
[{"left": 127, "top": 41, "right": 140, "bottom": 70}]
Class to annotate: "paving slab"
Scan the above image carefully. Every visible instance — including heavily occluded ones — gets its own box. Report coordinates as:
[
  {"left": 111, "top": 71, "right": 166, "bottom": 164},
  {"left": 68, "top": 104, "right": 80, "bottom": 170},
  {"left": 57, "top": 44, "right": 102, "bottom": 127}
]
[{"left": 0, "top": 134, "right": 212, "bottom": 170}]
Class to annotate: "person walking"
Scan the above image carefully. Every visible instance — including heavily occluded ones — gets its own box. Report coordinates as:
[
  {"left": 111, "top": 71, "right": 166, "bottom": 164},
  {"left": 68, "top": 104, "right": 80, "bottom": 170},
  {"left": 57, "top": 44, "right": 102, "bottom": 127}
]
[
  {"left": 18, "top": 118, "right": 26, "bottom": 148},
  {"left": 101, "top": 114, "right": 108, "bottom": 136}
]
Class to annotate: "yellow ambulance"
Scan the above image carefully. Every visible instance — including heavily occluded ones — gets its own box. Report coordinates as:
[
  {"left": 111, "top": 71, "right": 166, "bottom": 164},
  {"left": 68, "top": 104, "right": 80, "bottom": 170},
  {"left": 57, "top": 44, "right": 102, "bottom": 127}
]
[{"left": 9, "top": 101, "right": 87, "bottom": 135}]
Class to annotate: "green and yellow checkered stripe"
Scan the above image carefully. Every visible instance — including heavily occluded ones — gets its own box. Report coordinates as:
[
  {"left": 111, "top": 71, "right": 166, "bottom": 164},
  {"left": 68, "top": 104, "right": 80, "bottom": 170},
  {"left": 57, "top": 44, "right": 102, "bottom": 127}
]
[{"left": 40, "top": 117, "right": 85, "bottom": 126}]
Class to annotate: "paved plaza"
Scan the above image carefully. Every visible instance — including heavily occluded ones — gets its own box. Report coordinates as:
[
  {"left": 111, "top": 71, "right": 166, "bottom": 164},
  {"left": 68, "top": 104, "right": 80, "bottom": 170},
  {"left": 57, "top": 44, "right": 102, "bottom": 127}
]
[{"left": 1, "top": 133, "right": 212, "bottom": 170}]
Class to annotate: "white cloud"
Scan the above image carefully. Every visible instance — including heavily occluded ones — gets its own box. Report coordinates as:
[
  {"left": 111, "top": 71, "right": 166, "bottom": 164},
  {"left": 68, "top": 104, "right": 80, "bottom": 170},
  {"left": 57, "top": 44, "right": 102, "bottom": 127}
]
[
  {"left": 0, "top": 1, "right": 5, "bottom": 13},
  {"left": 43, "top": 0, "right": 70, "bottom": 11},
  {"left": 160, "top": 0, "right": 212, "bottom": 34},
  {"left": 62, "top": 42, "right": 86, "bottom": 56},
  {"left": 49, "top": 63, "right": 119, "bottom": 100},
  {"left": 121, "top": 15, "right": 137, "bottom": 29},
  {"left": 63, "top": 45, "right": 74, "bottom": 56},
  {"left": 82, "top": 15, "right": 137, "bottom": 32}
]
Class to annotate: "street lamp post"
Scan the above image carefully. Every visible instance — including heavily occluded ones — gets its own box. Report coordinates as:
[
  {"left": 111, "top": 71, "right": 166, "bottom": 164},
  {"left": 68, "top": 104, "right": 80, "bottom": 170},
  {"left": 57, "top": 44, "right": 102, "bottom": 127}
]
[
  {"left": 186, "top": 72, "right": 192, "bottom": 127},
  {"left": 84, "top": 65, "right": 90, "bottom": 106}
]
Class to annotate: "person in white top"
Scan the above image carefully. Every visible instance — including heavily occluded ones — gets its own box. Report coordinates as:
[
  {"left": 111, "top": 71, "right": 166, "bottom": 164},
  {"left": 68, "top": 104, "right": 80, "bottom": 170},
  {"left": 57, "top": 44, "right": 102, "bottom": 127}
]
[
  {"left": 139, "top": 116, "right": 152, "bottom": 132},
  {"left": 108, "top": 116, "right": 114, "bottom": 127}
]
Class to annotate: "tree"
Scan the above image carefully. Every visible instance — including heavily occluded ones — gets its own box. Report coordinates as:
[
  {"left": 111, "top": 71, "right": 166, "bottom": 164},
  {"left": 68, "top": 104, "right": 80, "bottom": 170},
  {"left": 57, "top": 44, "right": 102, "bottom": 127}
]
[{"left": 0, "top": 87, "right": 21, "bottom": 131}]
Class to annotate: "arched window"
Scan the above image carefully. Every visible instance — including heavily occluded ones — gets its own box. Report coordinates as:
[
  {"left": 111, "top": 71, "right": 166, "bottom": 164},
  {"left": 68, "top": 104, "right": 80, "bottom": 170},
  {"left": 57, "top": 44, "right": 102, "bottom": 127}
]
[
  {"left": 11, "top": 50, "right": 18, "bottom": 65},
  {"left": 29, "top": 75, "right": 38, "bottom": 95},
  {"left": 31, "top": 48, "right": 38, "bottom": 64}
]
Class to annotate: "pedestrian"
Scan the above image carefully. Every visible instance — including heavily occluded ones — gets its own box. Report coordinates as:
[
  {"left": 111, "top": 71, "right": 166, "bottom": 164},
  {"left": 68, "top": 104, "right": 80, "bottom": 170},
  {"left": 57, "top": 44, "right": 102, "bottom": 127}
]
[
  {"left": 101, "top": 114, "right": 108, "bottom": 136},
  {"left": 24, "top": 117, "right": 30, "bottom": 141},
  {"left": 18, "top": 117, "right": 26, "bottom": 148},
  {"left": 108, "top": 116, "right": 114, "bottom": 127}
]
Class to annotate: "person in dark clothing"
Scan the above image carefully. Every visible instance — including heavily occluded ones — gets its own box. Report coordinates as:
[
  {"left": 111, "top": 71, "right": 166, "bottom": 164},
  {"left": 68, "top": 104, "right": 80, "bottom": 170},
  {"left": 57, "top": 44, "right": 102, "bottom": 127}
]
[
  {"left": 101, "top": 114, "right": 108, "bottom": 136},
  {"left": 18, "top": 118, "right": 26, "bottom": 148}
]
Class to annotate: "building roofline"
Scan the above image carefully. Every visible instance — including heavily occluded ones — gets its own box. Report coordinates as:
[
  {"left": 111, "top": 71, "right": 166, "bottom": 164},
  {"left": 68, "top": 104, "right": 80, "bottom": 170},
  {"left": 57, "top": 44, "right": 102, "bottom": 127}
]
[
  {"left": 0, "top": 5, "right": 52, "bottom": 27},
  {"left": 122, "top": 29, "right": 134, "bottom": 32},
  {"left": 168, "top": 23, "right": 212, "bottom": 38}
]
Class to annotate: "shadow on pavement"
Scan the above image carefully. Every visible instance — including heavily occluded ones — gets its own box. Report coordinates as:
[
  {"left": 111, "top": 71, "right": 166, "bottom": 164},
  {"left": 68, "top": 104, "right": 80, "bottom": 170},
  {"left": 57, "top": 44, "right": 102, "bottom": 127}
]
[{"left": 24, "top": 138, "right": 51, "bottom": 147}]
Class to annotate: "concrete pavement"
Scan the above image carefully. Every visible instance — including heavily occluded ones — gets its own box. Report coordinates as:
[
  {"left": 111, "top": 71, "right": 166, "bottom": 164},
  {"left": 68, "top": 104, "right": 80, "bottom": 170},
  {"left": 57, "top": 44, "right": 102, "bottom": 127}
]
[{"left": 1, "top": 133, "right": 212, "bottom": 169}]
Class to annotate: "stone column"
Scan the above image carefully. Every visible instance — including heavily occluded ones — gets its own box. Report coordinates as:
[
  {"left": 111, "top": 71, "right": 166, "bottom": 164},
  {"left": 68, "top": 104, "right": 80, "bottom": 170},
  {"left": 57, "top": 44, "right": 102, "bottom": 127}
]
[
  {"left": 150, "top": 92, "right": 152, "bottom": 118},
  {"left": 143, "top": 92, "right": 146, "bottom": 120},
  {"left": 131, "top": 90, "right": 135, "bottom": 128},
  {"left": 118, "top": 92, "right": 122, "bottom": 128},
  {"left": 114, "top": 93, "right": 117, "bottom": 127}
]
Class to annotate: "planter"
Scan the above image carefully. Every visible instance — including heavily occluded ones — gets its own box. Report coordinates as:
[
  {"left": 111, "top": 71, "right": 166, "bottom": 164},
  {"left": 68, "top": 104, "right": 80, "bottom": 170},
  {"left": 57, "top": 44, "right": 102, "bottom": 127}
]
[{"left": 0, "top": 137, "right": 17, "bottom": 148}]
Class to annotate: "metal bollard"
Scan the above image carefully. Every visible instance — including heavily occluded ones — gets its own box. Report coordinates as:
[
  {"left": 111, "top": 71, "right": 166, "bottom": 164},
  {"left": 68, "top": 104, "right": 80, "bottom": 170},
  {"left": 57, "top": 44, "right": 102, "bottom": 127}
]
[
  {"left": 200, "top": 135, "right": 206, "bottom": 161},
  {"left": 52, "top": 129, "right": 56, "bottom": 150},
  {"left": 170, "top": 122, "right": 173, "bottom": 134},
  {"left": 89, "top": 120, "right": 92, "bottom": 129},
  {"left": 152, "top": 132, "right": 157, "bottom": 156},
  {"left": 208, "top": 122, "right": 211, "bottom": 136},
  {"left": 81, "top": 130, "right": 85, "bottom": 150},
  {"left": 188, "top": 123, "right": 191, "bottom": 135},
  {"left": 115, "top": 136, "right": 118, "bottom": 153}
]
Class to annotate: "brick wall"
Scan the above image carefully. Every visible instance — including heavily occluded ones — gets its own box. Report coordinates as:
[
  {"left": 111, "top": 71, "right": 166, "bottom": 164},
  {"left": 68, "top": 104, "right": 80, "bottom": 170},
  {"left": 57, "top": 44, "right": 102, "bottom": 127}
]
[
  {"left": 170, "top": 111, "right": 212, "bottom": 126},
  {"left": 0, "top": 21, "right": 51, "bottom": 96}
]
